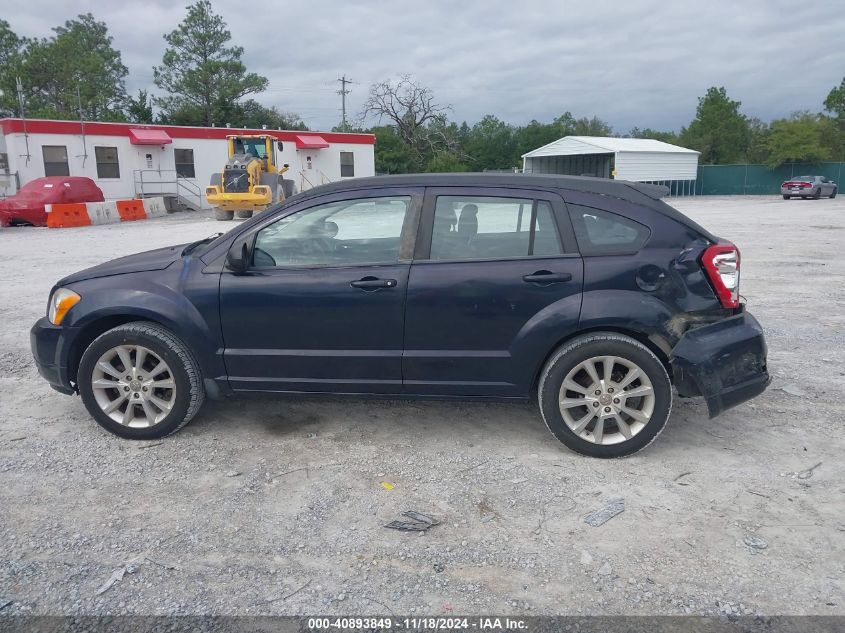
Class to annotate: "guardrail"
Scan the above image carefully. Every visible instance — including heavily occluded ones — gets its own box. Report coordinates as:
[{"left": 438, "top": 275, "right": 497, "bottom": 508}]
[
  {"left": 298, "top": 168, "right": 331, "bottom": 192},
  {"left": 133, "top": 170, "right": 204, "bottom": 210}
]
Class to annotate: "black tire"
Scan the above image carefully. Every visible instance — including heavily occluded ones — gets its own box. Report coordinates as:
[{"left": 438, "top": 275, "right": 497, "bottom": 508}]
[
  {"left": 281, "top": 179, "right": 296, "bottom": 199},
  {"left": 235, "top": 210, "right": 254, "bottom": 219},
  {"left": 782, "top": 195, "right": 790, "bottom": 200},
  {"left": 812, "top": 187, "right": 822, "bottom": 199},
  {"left": 537, "top": 333, "right": 672, "bottom": 458},
  {"left": 78, "top": 322, "right": 204, "bottom": 440},
  {"left": 831, "top": 188, "right": 837, "bottom": 199},
  {"left": 214, "top": 209, "right": 234, "bottom": 221}
]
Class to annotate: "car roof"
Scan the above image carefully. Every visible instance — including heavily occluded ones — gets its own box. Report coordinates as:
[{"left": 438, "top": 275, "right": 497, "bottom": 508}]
[
  {"left": 284, "top": 172, "right": 717, "bottom": 241},
  {"left": 29, "top": 176, "right": 95, "bottom": 184},
  {"left": 203, "top": 173, "right": 718, "bottom": 264},
  {"left": 295, "top": 172, "right": 669, "bottom": 204}
]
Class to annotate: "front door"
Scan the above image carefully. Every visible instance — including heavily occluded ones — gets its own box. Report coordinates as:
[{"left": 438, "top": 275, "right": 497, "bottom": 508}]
[
  {"left": 220, "top": 188, "right": 422, "bottom": 393},
  {"left": 403, "top": 188, "right": 584, "bottom": 397}
]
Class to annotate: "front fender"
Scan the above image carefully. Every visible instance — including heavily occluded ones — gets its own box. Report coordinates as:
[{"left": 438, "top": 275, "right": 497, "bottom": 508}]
[{"left": 59, "top": 273, "right": 224, "bottom": 386}]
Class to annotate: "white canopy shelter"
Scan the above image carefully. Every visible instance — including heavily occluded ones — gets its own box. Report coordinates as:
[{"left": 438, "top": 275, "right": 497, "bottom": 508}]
[{"left": 522, "top": 136, "right": 699, "bottom": 183}]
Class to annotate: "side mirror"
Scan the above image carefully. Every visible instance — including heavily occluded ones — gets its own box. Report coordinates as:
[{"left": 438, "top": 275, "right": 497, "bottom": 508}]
[
  {"left": 276, "top": 141, "right": 284, "bottom": 152},
  {"left": 225, "top": 236, "right": 252, "bottom": 273}
]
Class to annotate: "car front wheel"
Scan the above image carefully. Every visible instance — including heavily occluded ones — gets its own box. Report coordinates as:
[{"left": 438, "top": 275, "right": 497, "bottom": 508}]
[
  {"left": 538, "top": 333, "right": 672, "bottom": 458},
  {"left": 78, "top": 322, "right": 205, "bottom": 439}
]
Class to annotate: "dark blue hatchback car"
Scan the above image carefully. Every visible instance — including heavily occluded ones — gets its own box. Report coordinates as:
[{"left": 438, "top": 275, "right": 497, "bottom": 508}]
[{"left": 31, "top": 174, "right": 769, "bottom": 458}]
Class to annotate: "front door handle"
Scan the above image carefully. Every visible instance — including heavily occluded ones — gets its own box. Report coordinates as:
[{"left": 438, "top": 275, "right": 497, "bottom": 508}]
[
  {"left": 523, "top": 270, "right": 573, "bottom": 284},
  {"left": 350, "top": 276, "right": 397, "bottom": 290}
]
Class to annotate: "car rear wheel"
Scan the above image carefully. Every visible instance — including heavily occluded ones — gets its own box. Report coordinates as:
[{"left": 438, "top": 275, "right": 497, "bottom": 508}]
[
  {"left": 782, "top": 195, "right": 790, "bottom": 200},
  {"left": 831, "top": 188, "right": 837, "bottom": 199},
  {"left": 812, "top": 187, "right": 822, "bottom": 199},
  {"left": 78, "top": 322, "right": 204, "bottom": 439},
  {"left": 538, "top": 333, "right": 672, "bottom": 458}
]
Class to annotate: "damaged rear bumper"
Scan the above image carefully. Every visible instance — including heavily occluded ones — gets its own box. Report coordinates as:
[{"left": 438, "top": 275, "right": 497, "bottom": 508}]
[{"left": 670, "top": 309, "right": 770, "bottom": 418}]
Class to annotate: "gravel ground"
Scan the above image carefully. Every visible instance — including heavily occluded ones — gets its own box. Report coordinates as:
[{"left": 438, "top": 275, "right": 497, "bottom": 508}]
[{"left": 0, "top": 196, "right": 843, "bottom": 617}]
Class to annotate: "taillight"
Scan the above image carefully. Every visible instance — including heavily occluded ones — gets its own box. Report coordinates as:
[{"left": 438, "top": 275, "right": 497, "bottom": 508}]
[{"left": 701, "top": 243, "right": 740, "bottom": 308}]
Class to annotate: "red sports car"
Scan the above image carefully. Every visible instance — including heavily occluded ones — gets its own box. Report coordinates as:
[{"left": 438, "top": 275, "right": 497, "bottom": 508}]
[{"left": 0, "top": 177, "right": 104, "bottom": 227}]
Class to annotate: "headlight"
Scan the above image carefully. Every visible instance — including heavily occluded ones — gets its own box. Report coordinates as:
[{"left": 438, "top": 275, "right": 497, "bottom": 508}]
[{"left": 48, "top": 288, "right": 81, "bottom": 325}]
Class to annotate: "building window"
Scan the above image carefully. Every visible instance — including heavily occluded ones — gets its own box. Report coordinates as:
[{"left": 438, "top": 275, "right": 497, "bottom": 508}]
[
  {"left": 42, "top": 146, "right": 70, "bottom": 177},
  {"left": 174, "top": 148, "right": 195, "bottom": 178},
  {"left": 95, "top": 146, "right": 120, "bottom": 179},
  {"left": 340, "top": 151, "right": 355, "bottom": 177}
]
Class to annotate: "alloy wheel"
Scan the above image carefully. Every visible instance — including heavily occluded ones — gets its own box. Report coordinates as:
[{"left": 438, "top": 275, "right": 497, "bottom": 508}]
[
  {"left": 557, "top": 355, "right": 655, "bottom": 445},
  {"left": 90, "top": 345, "right": 176, "bottom": 428}
]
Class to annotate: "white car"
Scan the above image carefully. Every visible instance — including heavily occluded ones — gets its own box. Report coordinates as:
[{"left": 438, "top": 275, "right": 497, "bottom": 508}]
[{"left": 781, "top": 175, "right": 838, "bottom": 199}]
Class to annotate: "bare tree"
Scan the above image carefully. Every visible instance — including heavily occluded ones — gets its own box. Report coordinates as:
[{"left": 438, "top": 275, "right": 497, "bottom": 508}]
[{"left": 361, "top": 75, "right": 456, "bottom": 160}]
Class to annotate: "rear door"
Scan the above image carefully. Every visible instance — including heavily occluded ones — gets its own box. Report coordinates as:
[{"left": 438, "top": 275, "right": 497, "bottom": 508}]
[
  {"left": 403, "top": 187, "right": 583, "bottom": 397},
  {"left": 220, "top": 187, "right": 422, "bottom": 393}
]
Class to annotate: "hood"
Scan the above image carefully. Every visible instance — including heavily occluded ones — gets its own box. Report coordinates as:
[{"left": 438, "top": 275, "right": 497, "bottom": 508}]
[
  {"left": 0, "top": 194, "right": 48, "bottom": 211},
  {"left": 57, "top": 243, "right": 188, "bottom": 285}
]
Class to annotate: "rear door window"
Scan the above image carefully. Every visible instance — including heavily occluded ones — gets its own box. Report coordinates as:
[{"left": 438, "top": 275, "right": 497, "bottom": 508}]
[
  {"left": 568, "top": 205, "right": 650, "bottom": 256},
  {"left": 428, "top": 196, "right": 563, "bottom": 261}
]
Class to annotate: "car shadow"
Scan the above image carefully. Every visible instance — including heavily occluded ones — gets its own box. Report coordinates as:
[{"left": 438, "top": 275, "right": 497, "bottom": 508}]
[{"left": 182, "top": 392, "right": 721, "bottom": 458}]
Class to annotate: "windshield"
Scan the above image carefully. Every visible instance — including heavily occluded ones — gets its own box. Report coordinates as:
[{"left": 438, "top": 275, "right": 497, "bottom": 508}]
[
  {"left": 234, "top": 138, "right": 267, "bottom": 159},
  {"left": 792, "top": 176, "right": 815, "bottom": 180}
]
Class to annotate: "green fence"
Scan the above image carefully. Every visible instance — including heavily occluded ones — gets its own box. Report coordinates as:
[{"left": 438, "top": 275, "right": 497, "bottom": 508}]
[{"left": 696, "top": 162, "right": 845, "bottom": 195}]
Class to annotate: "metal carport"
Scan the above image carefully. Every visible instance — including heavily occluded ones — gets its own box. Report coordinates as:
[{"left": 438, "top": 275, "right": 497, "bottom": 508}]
[{"left": 522, "top": 136, "right": 700, "bottom": 194}]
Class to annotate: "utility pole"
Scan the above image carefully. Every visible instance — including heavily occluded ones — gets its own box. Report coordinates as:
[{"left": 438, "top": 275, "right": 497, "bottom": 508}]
[
  {"left": 337, "top": 75, "right": 353, "bottom": 131},
  {"left": 76, "top": 84, "right": 88, "bottom": 166},
  {"left": 16, "top": 77, "right": 31, "bottom": 164}
]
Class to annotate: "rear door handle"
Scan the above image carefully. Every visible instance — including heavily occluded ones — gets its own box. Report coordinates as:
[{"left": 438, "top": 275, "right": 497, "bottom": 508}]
[
  {"left": 350, "top": 277, "right": 397, "bottom": 290},
  {"left": 523, "top": 270, "right": 573, "bottom": 284}
]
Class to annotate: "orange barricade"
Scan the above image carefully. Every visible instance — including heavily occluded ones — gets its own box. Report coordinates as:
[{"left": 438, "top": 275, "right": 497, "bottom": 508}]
[
  {"left": 115, "top": 199, "right": 148, "bottom": 221},
  {"left": 47, "top": 203, "right": 92, "bottom": 228}
]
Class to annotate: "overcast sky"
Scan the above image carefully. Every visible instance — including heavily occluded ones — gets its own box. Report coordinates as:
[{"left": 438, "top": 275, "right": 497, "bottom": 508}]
[{"left": 7, "top": 0, "right": 845, "bottom": 133}]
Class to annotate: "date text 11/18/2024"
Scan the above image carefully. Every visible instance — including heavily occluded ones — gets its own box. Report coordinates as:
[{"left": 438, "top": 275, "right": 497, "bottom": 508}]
[{"left": 307, "top": 617, "right": 528, "bottom": 630}]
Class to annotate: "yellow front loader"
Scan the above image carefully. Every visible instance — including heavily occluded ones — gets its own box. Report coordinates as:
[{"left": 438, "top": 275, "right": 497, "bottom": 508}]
[{"left": 206, "top": 135, "right": 296, "bottom": 221}]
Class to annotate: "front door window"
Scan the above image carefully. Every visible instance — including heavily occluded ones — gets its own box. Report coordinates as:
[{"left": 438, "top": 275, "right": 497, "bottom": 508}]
[{"left": 253, "top": 196, "right": 412, "bottom": 268}]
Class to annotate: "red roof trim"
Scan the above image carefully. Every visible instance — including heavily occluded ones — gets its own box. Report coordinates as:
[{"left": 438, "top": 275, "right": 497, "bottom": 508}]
[
  {"left": 0, "top": 118, "right": 376, "bottom": 145},
  {"left": 295, "top": 134, "right": 330, "bottom": 149},
  {"left": 128, "top": 129, "right": 172, "bottom": 145}
]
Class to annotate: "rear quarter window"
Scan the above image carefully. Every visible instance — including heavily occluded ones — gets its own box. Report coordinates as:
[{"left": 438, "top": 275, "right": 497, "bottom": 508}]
[{"left": 568, "top": 204, "right": 650, "bottom": 256}]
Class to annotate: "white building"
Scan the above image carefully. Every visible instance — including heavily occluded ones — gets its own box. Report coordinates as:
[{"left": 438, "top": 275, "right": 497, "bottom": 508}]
[
  {"left": 522, "top": 136, "right": 699, "bottom": 194},
  {"left": 0, "top": 118, "right": 376, "bottom": 208}
]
